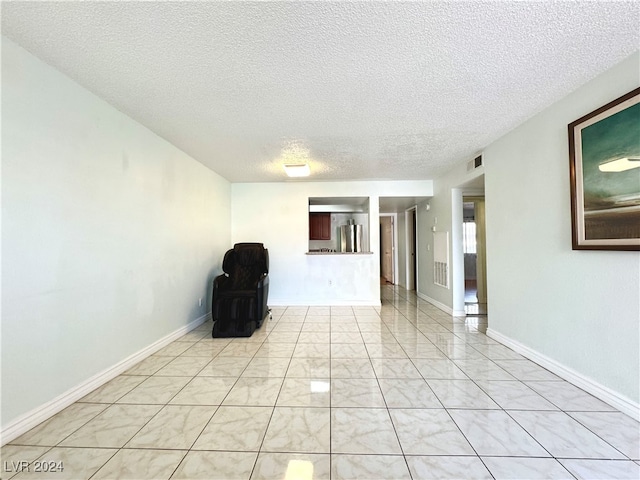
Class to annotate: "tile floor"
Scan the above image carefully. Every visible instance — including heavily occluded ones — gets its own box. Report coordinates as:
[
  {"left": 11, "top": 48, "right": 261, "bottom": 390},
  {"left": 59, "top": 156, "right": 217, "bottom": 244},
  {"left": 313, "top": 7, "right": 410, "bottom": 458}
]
[{"left": 3, "top": 286, "right": 639, "bottom": 479}]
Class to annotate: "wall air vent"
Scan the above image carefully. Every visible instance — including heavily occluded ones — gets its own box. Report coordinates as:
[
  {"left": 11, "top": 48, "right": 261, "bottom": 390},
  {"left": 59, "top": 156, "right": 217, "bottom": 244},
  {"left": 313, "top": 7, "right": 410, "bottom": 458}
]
[
  {"left": 467, "top": 154, "right": 483, "bottom": 172},
  {"left": 433, "top": 231, "right": 449, "bottom": 288}
]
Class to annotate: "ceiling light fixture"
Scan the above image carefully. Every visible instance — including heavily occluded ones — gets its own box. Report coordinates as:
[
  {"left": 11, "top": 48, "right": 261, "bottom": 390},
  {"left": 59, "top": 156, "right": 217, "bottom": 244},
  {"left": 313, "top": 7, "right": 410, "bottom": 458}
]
[
  {"left": 598, "top": 157, "right": 640, "bottom": 172},
  {"left": 283, "top": 163, "right": 310, "bottom": 177}
]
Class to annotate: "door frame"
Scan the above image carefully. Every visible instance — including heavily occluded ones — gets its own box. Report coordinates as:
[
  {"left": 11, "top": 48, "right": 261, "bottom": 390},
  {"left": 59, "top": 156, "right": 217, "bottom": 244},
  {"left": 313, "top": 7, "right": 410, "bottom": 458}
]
[
  {"left": 379, "top": 213, "right": 398, "bottom": 284},
  {"left": 452, "top": 176, "right": 486, "bottom": 315},
  {"left": 405, "top": 206, "right": 417, "bottom": 291},
  {"left": 464, "top": 196, "right": 487, "bottom": 306}
]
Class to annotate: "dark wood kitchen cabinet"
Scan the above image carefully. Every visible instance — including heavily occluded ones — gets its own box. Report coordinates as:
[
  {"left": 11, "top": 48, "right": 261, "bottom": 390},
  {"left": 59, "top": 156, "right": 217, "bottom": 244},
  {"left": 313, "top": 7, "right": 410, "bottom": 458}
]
[{"left": 309, "top": 213, "right": 331, "bottom": 240}]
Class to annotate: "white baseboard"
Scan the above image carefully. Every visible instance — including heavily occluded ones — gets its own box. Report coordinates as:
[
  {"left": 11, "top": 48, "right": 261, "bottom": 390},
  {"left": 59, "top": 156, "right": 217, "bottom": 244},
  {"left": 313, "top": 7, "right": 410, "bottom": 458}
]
[
  {"left": 269, "top": 300, "right": 382, "bottom": 307},
  {"left": 1, "top": 314, "right": 210, "bottom": 446},
  {"left": 486, "top": 328, "right": 639, "bottom": 421},
  {"left": 415, "top": 291, "right": 465, "bottom": 316}
]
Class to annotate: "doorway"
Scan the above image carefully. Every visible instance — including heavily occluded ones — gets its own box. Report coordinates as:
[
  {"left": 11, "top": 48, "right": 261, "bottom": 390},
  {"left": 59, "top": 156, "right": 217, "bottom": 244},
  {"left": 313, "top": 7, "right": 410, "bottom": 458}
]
[
  {"left": 379, "top": 215, "right": 394, "bottom": 285},
  {"left": 463, "top": 197, "right": 487, "bottom": 315},
  {"left": 406, "top": 207, "right": 417, "bottom": 291}
]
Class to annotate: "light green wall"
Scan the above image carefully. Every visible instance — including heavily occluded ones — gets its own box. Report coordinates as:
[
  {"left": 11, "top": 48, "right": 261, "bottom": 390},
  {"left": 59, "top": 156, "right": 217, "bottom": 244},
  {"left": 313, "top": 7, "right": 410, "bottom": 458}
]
[
  {"left": 484, "top": 51, "right": 640, "bottom": 405},
  {"left": 1, "top": 38, "right": 232, "bottom": 428},
  {"left": 418, "top": 161, "right": 483, "bottom": 314}
]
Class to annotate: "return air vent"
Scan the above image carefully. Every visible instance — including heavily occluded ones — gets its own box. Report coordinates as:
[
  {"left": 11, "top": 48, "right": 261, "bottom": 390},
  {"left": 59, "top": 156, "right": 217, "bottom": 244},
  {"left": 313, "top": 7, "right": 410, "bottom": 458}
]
[
  {"left": 467, "top": 154, "right": 483, "bottom": 172},
  {"left": 433, "top": 231, "right": 449, "bottom": 288}
]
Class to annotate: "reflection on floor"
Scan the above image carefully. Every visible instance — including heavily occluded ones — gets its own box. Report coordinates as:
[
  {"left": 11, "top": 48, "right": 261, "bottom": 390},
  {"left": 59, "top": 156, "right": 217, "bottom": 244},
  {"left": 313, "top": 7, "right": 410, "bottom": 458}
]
[
  {"left": 465, "top": 280, "right": 487, "bottom": 316},
  {"left": 465, "top": 302, "right": 488, "bottom": 316},
  {"left": 465, "top": 280, "right": 478, "bottom": 303},
  {"left": 2, "top": 285, "right": 638, "bottom": 479}
]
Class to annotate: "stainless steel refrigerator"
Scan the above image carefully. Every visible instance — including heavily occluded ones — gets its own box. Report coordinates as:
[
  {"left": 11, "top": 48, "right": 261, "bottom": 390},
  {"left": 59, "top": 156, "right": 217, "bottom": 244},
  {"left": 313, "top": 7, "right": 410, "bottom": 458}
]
[{"left": 339, "top": 223, "right": 363, "bottom": 252}]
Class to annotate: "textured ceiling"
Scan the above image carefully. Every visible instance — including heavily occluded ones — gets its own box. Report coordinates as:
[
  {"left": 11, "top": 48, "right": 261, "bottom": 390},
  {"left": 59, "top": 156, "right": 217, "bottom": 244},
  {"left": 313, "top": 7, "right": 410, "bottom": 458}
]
[{"left": 2, "top": 1, "right": 639, "bottom": 182}]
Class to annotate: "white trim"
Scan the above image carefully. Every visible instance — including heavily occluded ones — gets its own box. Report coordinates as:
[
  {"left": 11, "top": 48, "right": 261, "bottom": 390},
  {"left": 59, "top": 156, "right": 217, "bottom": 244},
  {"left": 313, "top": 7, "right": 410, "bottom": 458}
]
[
  {"left": 269, "top": 300, "right": 381, "bottom": 307},
  {"left": 415, "top": 291, "right": 465, "bottom": 316},
  {"left": 487, "top": 328, "right": 640, "bottom": 421},
  {"left": 0, "top": 314, "right": 210, "bottom": 445},
  {"left": 450, "top": 188, "right": 465, "bottom": 313},
  {"left": 404, "top": 206, "right": 417, "bottom": 291},
  {"left": 379, "top": 213, "right": 397, "bottom": 285}
]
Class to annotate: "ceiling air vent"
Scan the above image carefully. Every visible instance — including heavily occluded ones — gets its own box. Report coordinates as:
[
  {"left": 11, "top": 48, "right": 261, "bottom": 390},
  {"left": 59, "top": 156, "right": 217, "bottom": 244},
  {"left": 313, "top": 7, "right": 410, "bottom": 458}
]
[{"left": 467, "top": 154, "right": 483, "bottom": 172}]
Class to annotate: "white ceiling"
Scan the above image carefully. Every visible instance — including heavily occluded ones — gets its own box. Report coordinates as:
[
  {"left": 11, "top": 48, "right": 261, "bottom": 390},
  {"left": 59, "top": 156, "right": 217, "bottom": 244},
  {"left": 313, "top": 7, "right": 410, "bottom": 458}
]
[
  {"left": 379, "top": 196, "right": 430, "bottom": 214},
  {"left": 2, "top": 1, "right": 639, "bottom": 183}
]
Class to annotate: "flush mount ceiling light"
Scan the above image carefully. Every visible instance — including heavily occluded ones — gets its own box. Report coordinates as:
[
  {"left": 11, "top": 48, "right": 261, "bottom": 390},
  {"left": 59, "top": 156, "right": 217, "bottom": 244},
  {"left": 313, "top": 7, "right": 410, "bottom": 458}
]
[
  {"left": 598, "top": 157, "right": 640, "bottom": 172},
  {"left": 283, "top": 163, "right": 310, "bottom": 177}
]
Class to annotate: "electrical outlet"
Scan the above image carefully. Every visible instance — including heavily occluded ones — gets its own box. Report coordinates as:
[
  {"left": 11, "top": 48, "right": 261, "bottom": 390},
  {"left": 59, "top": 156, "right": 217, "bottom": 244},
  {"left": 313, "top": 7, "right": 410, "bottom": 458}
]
[
  {"left": 328, "top": 279, "right": 332, "bottom": 286},
  {"left": 198, "top": 297, "right": 203, "bottom": 307}
]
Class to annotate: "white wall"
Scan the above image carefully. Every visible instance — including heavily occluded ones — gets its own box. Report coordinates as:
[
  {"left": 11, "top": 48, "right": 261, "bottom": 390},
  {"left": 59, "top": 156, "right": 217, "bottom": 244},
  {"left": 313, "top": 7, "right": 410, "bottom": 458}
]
[
  {"left": 231, "top": 181, "right": 433, "bottom": 305},
  {"left": 1, "top": 39, "right": 231, "bottom": 429},
  {"left": 484, "top": 52, "right": 640, "bottom": 412}
]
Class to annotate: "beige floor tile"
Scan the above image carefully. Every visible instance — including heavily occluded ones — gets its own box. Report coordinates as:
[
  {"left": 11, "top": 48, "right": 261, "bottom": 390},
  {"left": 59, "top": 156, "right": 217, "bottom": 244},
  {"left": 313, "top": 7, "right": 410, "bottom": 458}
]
[
  {"left": 330, "top": 358, "right": 376, "bottom": 379},
  {"left": 251, "top": 453, "right": 330, "bottom": 480},
  {"left": 568, "top": 411, "right": 640, "bottom": 460},
  {"left": 181, "top": 342, "right": 228, "bottom": 357},
  {"left": 171, "top": 451, "right": 257, "bottom": 480},
  {"left": 448, "top": 409, "right": 549, "bottom": 457},
  {"left": 241, "top": 357, "right": 291, "bottom": 377},
  {"left": 154, "top": 356, "right": 212, "bottom": 376},
  {"left": 92, "top": 448, "right": 186, "bottom": 480},
  {"left": 407, "top": 455, "right": 493, "bottom": 480},
  {"left": 222, "top": 377, "right": 284, "bottom": 406},
  {"left": 192, "top": 406, "right": 272, "bottom": 451},
  {"left": 124, "top": 355, "right": 173, "bottom": 375},
  {"left": 117, "top": 376, "right": 192, "bottom": 404},
  {"left": 0, "top": 446, "right": 51, "bottom": 480},
  {"left": 330, "top": 343, "right": 368, "bottom": 359},
  {"left": 79, "top": 375, "right": 146, "bottom": 403},
  {"left": 198, "top": 356, "right": 252, "bottom": 377},
  {"left": 254, "top": 342, "right": 297, "bottom": 357},
  {"left": 262, "top": 407, "right": 331, "bottom": 453},
  {"left": 482, "top": 457, "right": 573, "bottom": 480},
  {"left": 286, "top": 358, "right": 331, "bottom": 378},
  {"left": 510, "top": 410, "right": 626, "bottom": 459},
  {"left": 331, "top": 408, "right": 402, "bottom": 455},
  {"left": 59, "top": 404, "right": 161, "bottom": 447},
  {"left": 378, "top": 378, "right": 442, "bottom": 408},
  {"left": 169, "top": 377, "right": 237, "bottom": 405},
  {"left": 126, "top": 405, "right": 215, "bottom": 449},
  {"left": 9, "top": 447, "right": 117, "bottom": 480},
  {"left": 332, "top": 454, "right": 411, "bottom": 480},
  {"left": 330, "top": 378, "right": 385, "bottom": 407},
  {"left": 277, "top": 378, "right": 331, "bottom": 407},
  {"left": 560, "top": 459, "right": 640, "bottom": 480},
  {"left": 370, "top": 358, "right": 421, "bottom": 378},
  {"left": 153, "top": 341, "right": 193, "bottom": 357},
  {"left": 10, "top": 404, "right": 107, "bottom": 447},
  {"left": 390, "top": 409, "right": 475, "bottom": 456}
]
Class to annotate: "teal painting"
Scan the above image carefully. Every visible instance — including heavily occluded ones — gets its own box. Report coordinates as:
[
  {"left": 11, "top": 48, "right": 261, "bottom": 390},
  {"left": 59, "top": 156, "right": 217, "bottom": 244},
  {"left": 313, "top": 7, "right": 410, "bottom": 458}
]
[
  {"left": 569, "top": 88, "right": 640, "bottom": 249},
  {"left": 581, "top": 102, "right": 640, "bottom": 211}
]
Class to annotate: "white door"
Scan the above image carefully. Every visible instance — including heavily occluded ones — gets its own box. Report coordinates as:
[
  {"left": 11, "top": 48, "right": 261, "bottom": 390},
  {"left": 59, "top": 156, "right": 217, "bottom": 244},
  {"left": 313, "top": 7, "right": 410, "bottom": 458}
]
[{"left": 380, "top": 216, "right": 394, "bottom": 283}]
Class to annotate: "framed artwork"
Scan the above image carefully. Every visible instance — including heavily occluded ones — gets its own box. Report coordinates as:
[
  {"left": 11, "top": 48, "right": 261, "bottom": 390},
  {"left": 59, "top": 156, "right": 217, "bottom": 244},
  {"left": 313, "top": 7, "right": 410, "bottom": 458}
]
[{"left": 568, "top": 87, "right": 640, "bottom": 250}]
